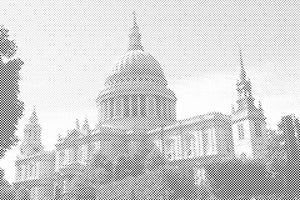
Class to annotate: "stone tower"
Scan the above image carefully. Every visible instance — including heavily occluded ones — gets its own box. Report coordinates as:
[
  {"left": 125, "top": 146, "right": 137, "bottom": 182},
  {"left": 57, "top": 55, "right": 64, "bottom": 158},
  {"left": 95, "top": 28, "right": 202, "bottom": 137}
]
[
  {"left": 231, "top": 51, "right": 267, "bottom": 159},
  {"left": 20, "top": 108, "right": 44, "bottom": 156}
]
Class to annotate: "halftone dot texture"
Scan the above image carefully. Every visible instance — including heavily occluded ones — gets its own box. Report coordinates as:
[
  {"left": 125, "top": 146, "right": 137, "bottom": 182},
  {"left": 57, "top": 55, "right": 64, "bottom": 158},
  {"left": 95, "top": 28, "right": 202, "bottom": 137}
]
[{"left": 10, "top": 5, "right": 300, "bottom": 200}]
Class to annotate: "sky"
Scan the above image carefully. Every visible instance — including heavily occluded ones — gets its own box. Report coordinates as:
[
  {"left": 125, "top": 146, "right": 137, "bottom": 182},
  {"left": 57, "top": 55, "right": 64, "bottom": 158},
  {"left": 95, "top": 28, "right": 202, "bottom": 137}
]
[{"left": 1, "top": 0, "right": 300, "bottom": 183}]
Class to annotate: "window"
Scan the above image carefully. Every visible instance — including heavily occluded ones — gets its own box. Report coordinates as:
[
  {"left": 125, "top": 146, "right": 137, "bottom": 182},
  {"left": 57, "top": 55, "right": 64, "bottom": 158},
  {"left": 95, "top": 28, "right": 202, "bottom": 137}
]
[
  {"left": 64, "top": 148, "right": 74, "bottom": 164},
  {"left": 124, "top": 95, "right": 130, "bottom": 117},
  {"left": 238, "top": 124, "right": 245, "bottom": 140},
  {"left": 80, "top": 145, "right": 88, "bottom": 163},
  {"left": 132, "top": 95, "right": 138, "bottom": 117},
  {"left": 94, "top": 141, "right": 101, "bottom": 153},
  {"left": 254, "top": 121, "right": 262, "bottom": 137},
  {"left": 240, "top": 153, "right": 247, "bottom": 158},
  {"left": 140, "top": 95, "right": 146, "bottom": 117},
  {"left": 195, "top": 168, "right": 206, "bottom": 185},
  {"left": 154, "top": 139, "right": 162, "bottom": 152}
]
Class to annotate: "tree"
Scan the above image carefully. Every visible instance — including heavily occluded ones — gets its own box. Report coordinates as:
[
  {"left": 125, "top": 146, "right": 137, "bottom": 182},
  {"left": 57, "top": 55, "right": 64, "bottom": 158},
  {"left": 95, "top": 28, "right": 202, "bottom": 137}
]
[
  {"left": 0, "top": 26, "right": 24, "bottom": 158},
  {"left": 265, "top": 130, "right": 287, "bottom": 178},
  {"left": 205, "top": 159, "right": 272, "bottom": 199},
  {"left": 278, "top": 115, "right": 300, "bottom": 198},
  {"left": 15, "top": 187, "right": 30, "bottom": 200},
  {"left": 0, "top": 168, "right": 16, "bottom": 200},
  {"left": 295, "top": 117, "right": 300, "bottom": 145},
  {"left": 165, "top": 165, "right": 198, "bottom": 199},
  {"left": 144, "top": 148, "right": 166, "bottom": 171}
]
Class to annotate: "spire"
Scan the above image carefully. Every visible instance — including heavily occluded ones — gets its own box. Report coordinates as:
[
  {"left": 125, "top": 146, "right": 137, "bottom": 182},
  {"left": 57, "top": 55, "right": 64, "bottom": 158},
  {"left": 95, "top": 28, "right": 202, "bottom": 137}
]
[
  {"left": 231, "top": 104, "right": 235, "bottom": 113},
  {"left": 29, "top": 107, "right": 38, "bottom": 124},
  {"left": 82, "top": 117, "right": 90, "bottom": 132},
  {"left": 258, "top": 101, "right": 263, "bottom": 110},
  {"left": 57, "top": 134, "right": 63, "bottom": 142},
  {"left": 128, "top": 11, "right": 144, "bottom": 51},
  {"left": 239, "top": 49, "right": 247, "bottom": 81},
  {"left": 133, "top": 10, "right": 137, "bottom": 27},
  {"left": 76, "top": 119, "right": 80, "bottom": 130}
]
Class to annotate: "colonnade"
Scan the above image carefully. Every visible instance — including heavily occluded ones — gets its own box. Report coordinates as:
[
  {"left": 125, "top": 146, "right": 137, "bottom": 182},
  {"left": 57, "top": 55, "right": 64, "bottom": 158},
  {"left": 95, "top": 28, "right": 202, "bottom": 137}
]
[{"left": 99, "top": 94, "right": 176, "bottom": 122}]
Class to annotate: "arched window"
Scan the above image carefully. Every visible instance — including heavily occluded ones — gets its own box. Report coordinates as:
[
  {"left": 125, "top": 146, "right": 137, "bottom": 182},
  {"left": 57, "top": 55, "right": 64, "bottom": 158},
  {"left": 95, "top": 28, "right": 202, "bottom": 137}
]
[
  {"left": 124, "top": 95, "right": 130, "bottom": 117},
  {"left": 140, "top": 95, "right": 146, "bottom": 117},
  {"left": 132, "top": 95, "right": 138, "bottom": 117}
]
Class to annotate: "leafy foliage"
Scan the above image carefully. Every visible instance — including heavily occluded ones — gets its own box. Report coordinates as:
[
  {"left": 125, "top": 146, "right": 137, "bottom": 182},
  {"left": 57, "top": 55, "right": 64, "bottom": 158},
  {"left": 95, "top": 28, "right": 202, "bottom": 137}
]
[
  {"left": 144, "top": 148, "right": 166, "bottom": 171},
  {"left": 0, "top": 168, "right": 16, "bottom": 200},
  {"left": 205, "top": 159, "right": 271, "bottom": 199},
  {"left": 0, "top": 26, "right": 24, "bottom": 158},
  {"left": 0, "top": 27, "right": 17, "bottom": 59},
  {"left": 165, "top": 165, "right": 198, "bottom": 199},
  {"left": 277, "top": 115, "right": 300, "bottom": 198},
  {"left": 15, "top": 188, "right": 30, "bottom": 200}
]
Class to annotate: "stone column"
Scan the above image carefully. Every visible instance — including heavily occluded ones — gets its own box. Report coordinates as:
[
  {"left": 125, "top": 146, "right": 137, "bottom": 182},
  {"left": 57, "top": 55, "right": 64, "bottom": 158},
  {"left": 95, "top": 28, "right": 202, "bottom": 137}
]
[
  {"left": 197, "top": 130, "right": 204, "bottom": 157},
  {"left": 180, "top": 129, "right": 186, "bottom": 159},
  {"left": 113, "top": 96, "right": 117, "bottom": 119},
  {"left": 104, "top": 100, "right": 107, "bottom": 121}
]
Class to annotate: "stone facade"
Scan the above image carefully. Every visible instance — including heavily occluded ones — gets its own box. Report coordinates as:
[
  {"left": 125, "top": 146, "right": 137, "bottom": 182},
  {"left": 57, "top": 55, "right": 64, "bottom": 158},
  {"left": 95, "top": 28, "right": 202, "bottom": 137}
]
[
  {"left": 14, "top": 110, "right": 55, "bottom": 200},
  {"left": 14, "top": 13, "right": 269, "bottom": 199}
]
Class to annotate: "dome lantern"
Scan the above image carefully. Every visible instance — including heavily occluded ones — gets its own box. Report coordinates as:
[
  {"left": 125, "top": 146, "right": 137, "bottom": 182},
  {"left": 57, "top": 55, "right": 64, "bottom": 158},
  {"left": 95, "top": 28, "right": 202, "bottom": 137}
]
[{"left": 128, "top": 11, "right": 144, "bottom": 51}]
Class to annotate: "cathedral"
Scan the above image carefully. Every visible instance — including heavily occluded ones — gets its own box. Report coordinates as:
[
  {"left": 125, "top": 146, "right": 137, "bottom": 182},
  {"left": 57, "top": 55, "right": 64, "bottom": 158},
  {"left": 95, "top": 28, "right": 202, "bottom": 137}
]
[{"left": 14, "top": 13, "right": 268, "bottom": 199}]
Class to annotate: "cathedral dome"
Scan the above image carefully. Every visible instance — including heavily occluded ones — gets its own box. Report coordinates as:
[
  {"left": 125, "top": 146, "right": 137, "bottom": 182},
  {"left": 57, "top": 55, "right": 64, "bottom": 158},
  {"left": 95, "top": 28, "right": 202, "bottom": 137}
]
[
  {"left": 96, "top": 12, "right": 176, "bottom": 131},
  {"left": 105, "top": 50, "right": 166, "bottom": 86}
]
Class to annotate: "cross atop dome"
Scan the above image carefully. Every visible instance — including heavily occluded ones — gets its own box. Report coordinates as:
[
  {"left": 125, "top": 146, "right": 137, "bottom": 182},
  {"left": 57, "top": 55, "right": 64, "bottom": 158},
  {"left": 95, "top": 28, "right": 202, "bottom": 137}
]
[
  {"left": 132, "top": 11, "right": 137, "bottom": 27},
  {"left": 128, "top": 11, "right": 144, "bottom": 51}
]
